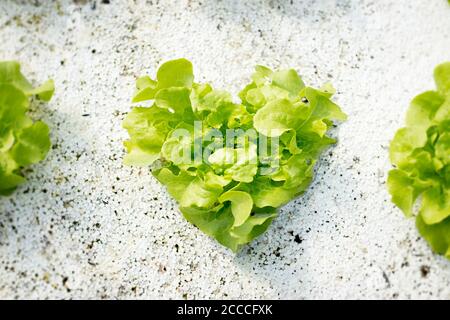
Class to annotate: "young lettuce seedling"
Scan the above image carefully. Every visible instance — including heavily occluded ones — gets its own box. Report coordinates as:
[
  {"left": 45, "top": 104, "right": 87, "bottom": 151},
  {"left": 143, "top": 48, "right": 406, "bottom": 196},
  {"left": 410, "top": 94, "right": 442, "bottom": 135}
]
[
  {"left": 0, "top": 61, "right": 54, "bottom": 195},
  {"left": 123, "top": 59, "right": 346, "bottom": 251},
  {"left": 388, "top": 62, "right": 450, "bottom": 259}
]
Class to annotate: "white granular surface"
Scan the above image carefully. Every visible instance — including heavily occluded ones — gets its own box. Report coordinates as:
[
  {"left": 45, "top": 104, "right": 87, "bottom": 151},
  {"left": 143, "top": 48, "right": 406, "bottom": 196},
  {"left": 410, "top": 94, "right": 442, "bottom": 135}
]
[{"left": 0, "top": 0, "right": 449, "bottom": 299}]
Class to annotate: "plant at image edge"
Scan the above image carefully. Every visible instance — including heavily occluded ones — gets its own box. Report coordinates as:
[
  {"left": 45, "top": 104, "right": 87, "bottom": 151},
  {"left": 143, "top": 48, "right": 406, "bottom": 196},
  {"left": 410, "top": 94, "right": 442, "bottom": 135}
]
[
  {"left": 123, "top": 58, "right": 346, "bottom": 251},
  {"left": 388, "top": 62, "right": 450, "bottom": 259},
  {"left": 0, "top": 61, "right": 54, "bottom": 195}
]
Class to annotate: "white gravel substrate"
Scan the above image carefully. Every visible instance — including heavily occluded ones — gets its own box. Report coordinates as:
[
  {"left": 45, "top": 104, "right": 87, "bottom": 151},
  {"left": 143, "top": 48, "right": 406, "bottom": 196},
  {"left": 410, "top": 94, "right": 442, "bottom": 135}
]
[{"left": 0, "top": 0, "right": 449, "bottom": 300}]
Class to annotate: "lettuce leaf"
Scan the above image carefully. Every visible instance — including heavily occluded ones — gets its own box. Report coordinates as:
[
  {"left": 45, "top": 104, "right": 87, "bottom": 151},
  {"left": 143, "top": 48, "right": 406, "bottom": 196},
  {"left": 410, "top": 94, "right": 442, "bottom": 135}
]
[
  {"left": 123, "top": 58, "right": 346, "bottom": 251},
  {"left": 388, "top": 62, "right": 450, "bottom": 259},
  {"left": 0, "top": 61, "right": 54, "bottom": 195}
]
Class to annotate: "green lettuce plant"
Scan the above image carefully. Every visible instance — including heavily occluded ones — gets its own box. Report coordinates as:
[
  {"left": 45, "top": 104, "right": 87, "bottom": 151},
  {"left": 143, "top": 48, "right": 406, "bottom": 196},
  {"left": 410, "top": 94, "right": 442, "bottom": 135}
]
[
  {"left": 388, "top": 62, "right": 450, "bottom": 259},
  {"left": 0, "top": 61, "right": 54, "bottom": 196},
  {"left": 123, "top": 59, "right": 346, "bottom": 251}
]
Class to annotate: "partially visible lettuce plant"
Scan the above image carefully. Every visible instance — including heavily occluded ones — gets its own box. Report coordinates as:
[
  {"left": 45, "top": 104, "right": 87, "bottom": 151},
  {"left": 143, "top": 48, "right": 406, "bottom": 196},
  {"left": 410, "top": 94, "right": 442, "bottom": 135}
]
[
  {"left": 123, "top": 59, "right": 346, "bottom": 251},
  {"left": 388, "top": 62, "right": 450, "bottom": 259},
  {"left": 0, "top": 61, "right": 54, "bottom": 196}
]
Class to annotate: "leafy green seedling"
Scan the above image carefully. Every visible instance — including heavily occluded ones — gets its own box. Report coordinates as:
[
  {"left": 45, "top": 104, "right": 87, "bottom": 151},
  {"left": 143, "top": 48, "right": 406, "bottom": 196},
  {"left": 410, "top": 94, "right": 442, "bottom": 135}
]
[
  {"left": 0, "top": 61, "right": 54, "bottom": 195},
  {"left": 388, "top": 62, "right": 450, "bottom": 259},
  {"left": 123, "top": 59, "right": 346, "bottom": 251}
]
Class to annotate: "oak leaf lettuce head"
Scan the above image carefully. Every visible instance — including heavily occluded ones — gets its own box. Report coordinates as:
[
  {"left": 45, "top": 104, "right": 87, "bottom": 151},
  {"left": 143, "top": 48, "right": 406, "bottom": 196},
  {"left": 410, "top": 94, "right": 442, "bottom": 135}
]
[
  {"left": 0, "top": 61, "right": 54, "bottom": 195},
  {"left": 123, "top": 59, "right": 346, "bottom": 251},
  {"left": 388, "top": 62, "right": 450, "bottom": 259}
]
